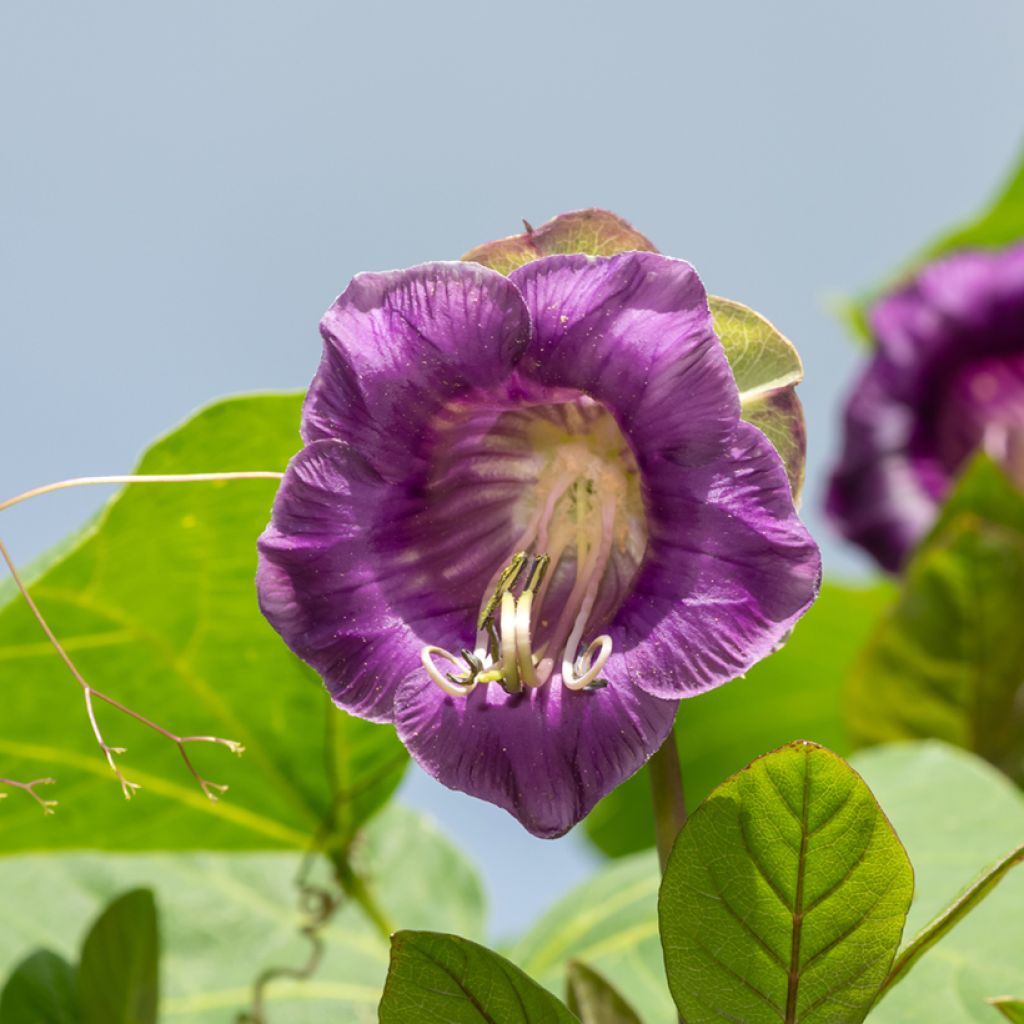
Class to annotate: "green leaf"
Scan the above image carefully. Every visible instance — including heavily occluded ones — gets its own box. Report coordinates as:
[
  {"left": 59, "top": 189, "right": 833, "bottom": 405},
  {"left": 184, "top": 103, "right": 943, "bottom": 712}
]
[
  {"left": 989, "top": 998, "right": 1024, "bottom": 1023},
  {"left": 381, "top": 931, "right": 577, "bottom": 1024},
  {"left": 462, "top": 209, "right": 656, "bottom": 276},
  {"left": 0, "top": 806, "right": 485, "bottom": 1023},
  {"left": 847, "top": 517, "right": 1024, "bottom": 782},
  {"left": 565, "top": 961, "right": 643, "bottom": 1024},
  {"left": 0, "top": 950, "right": 78, "bottom": 1024},
  {"left": 659, "top": 741, "right": 913, "bottom": 1024},
  {"left": 853, "top": 742, "right": 1024, "bottom": 1023},
  {"left": 585, "top": 580, "right": 892, "bottom": 858},
  {"left": 927, "top": 454, "right": 1024, "bottom": 544},
  {"left": 709, "top": 296, "right": 806, "bottom": 497},
  {"left": 77, "top": 889, "right": 159, "bottom": 1024},
  {"left": 509, "top": 852, "right": 672, "bottom": 1024},
  {"left": 0, "top": 394, "right": 407, "bottom": 849}
]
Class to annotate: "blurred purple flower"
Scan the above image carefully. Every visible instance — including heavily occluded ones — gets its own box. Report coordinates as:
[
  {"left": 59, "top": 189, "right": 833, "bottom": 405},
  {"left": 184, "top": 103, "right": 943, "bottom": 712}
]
[
  {"left": 828, "top": 244, "right": 1024, "bottom": 572},
  {"left": 257, "top": 252, "right": 820, "bottom": 837}
]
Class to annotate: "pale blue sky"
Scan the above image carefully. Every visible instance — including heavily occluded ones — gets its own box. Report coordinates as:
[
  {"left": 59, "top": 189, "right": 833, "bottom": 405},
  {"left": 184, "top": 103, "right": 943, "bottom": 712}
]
[{"left": 3, "top": 0, "right": 1023, "bottom": 935}]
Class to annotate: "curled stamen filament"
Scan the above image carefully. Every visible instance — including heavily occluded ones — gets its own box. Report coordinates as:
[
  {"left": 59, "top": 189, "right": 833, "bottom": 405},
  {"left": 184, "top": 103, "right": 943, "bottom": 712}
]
[
  {"left": 420, "top": 646, "right": 478, "bottom": 697},
  {"left": 562, "top": 635, "right": 613, "bottom": 691}
]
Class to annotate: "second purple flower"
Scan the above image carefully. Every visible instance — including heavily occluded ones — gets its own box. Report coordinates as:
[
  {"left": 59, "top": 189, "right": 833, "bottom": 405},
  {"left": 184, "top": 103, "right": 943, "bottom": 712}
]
[{"left": 257, "top": 250, "right": 820, "bottom": 837}]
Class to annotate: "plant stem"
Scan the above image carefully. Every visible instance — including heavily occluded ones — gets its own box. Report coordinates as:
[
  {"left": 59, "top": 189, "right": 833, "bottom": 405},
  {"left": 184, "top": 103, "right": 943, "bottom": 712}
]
[
  {"left": 330, "top": 851, "right": 394, "bottom": 941},
  {"left": 649, "top": 729, "right": 687, "bottom": 874}
]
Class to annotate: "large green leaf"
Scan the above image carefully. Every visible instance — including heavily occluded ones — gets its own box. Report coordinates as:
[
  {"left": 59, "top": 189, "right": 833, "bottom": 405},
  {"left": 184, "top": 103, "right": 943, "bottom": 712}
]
[
  {"left": 659, "top": 742, "right": 913, "bottom": 1024},
  {"left": 509, "top": 852, "right": 671, "bottom": 1024},
  {"left": 585, "top": 581, "right": 892, "bottom": 858},
  {"left": 847, "top": 518, "right": 1024, "bottom": 783},
  {"left": 0, "top": 394, "right": 407, "bottom": 850},
  {"left": 565, "top": 961, "right": 643, "bottom": 1024},
  {"left": 380, "top": 931, "right": 577, "bottom": 1024},
  {"left": 77, "top": 889, "right": 158, "bottom": 1024},
  {"left": 0, "top": 806, "right": 484, "bottom": 1024},
  {"left": 854, "top": 743, "right": 1024, "bottom": 1024},
  {"left": 0, "top": 951, "right": 77, "bottom": 1024}
]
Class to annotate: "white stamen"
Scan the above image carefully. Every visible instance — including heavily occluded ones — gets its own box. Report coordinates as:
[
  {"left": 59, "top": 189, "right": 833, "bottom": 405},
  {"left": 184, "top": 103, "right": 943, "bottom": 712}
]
[
  {"left": 499, "top": 591, "right": 521, "bottom": 693},
  {"left": 515, "top": 590, "right": 541, "bottom": 688},
  {"left": 421, "top": 645, "right": 477, "bottom": 697},
  {"left": 562, "top": 635, "right": 613, "bottom": 690}
]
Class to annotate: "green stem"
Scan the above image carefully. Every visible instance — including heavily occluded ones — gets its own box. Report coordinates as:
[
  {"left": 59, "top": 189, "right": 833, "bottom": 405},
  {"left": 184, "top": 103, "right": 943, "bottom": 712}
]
[
  {"left": 649, "top": 729, "right": 688, "bottom": 874},
  {"left": 330, "top": 851, "right": 394, "bottom": 941}
]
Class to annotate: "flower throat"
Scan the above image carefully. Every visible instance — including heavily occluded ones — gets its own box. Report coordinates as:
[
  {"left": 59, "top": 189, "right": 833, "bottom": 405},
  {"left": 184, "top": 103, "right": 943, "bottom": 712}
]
[{"left": 421, "top": 400, "right": 645, "bottom": 698}]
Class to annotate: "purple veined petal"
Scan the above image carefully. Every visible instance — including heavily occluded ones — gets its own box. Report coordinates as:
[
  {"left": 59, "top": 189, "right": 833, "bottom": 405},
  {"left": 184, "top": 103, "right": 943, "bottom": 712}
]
[
  {"left": 829, "top": 243, "right": 1024, "bottom": 570},
  {"left": 257, "top": 439, "right": 426, "bottom": 722},
  {"left": 614, "top": 422, "right": 821, "bottom": 700},
  {"left": 509, "top": 251, "right": 741, "bottom": 469},
  {"left": 303, "top": 261, "right": 533, "bottom": 480},
  {"left": 393, "top": 654, "right": 679, "bottom": 838}
]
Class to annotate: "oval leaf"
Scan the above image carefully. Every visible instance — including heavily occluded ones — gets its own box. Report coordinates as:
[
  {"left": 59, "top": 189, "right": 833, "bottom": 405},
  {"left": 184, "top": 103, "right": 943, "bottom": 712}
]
[
  {"left": 566, "top": 961, "right": 642, "bottom": 1024},
  {"left": 77, "top": 889, "right": 159, "bottom": 1024},
  {"left": 0, "top": 950, "right": 77, "bottom": 1024},
  {"left": 659, "top": 742, "right": 914, "bottom": 1024},
  {"left": 380, "top": 931, "right": 577, "bottom": 1023}
]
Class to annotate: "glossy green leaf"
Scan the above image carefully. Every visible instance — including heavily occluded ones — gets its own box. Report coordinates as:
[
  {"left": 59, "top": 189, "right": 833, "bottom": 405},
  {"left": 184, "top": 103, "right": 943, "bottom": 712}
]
[
  {"left": 462, "top": 209, "right": 656, "bottom": 276},
  {"left": 0, "top": 394, "right": 407, "bottom": 850},
  {"left": 989, "top": 998, "right": 1024, "bottom": 1023},
  {"left": 509, "top": 853, "right": 671, "bottom": 1024},
  {"left": 565, "top": 961, "right": 643, "bottom": 1024},
  {"left": 77, "top": 889, "right": 158, "bottom": 1024},
  {"left": 0, "top": 950, "right": 77, "bottom": 1024},
  {"left": 854, "top": 742, "right": 1024, "bottom": 1023},
  {"left": 847, "top": 518, "right": 1024, "bottom": 782},
  {"left": 380, "top": 931, "right": 577, "bottom": 1024},
  {"left": 585, "top": 581, "right": 892, "bottom": 858},
  {"left": 709, "top": 296, "right": 806, "bottom": 496},
  {"left": 0, "top": 806, "right": 484, "bottom": 1023},
  {"left": 659, "top": 742, "right": 913, "bottom": 1024}
]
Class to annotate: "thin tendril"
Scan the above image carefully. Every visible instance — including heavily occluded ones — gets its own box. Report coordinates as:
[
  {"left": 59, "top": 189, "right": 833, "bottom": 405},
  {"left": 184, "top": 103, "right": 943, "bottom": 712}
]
[
  {"left": 0, "top": 471, "right": 283, "bottom": 514},
  {"left": 0, "top": 538, "right": 244, "bottom": 803}
]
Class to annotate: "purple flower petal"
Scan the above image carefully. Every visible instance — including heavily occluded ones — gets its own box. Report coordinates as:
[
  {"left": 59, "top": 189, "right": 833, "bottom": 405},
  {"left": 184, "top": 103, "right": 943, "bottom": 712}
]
[
  {"left": 615, "top": 422, "right": 821, "bottom": 700},
  {"left": 510, "top": 251, "right": 740, "bottom": 468},
  {"left": 303, "top": 261, "right": 532, "bottom": 478},
  {"left": 828, "top": 243, "right": 1024, "bottom": 570},
  {"left": 257, "top": 439, "right": 423, "bottom": 721},
  {"left": 393, "top": 657, "right": 678, "bottom": 838}
]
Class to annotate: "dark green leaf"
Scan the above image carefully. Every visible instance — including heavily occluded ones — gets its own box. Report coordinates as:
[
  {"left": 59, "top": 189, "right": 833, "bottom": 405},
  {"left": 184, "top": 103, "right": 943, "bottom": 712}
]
[
  {"left": 853, "top": 742, "right": 1024, "bottom": 1023},
  {"left": 77, "top": 889, "right": 159, "bottom": 1024},
  {"left": 0, "top": 950, "right": 78, "bottom": 1024},
  {"left": 381, "top": 931, "right": 577, "bottom": 1024},
  {"left": 0, "top": 807, "right": 485, "bottom": 1023},
  {"left": 659, "top": 742, "right": 913, "bottom": 1024},
  {"left": 0, "top": 394, "right": 407, "bottom": 849},
  {"left": 585, "top": 581, "right": 892, "bottom": 858},
  {"left": 847, "top": 518, "right": 1024, "bottom": 782},
  {"left": 565, "top": 961, "right": 642, "bottom": 1024},
  {"left": 989, "top": 997, "right": 1024, "bottom": 1022}
]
